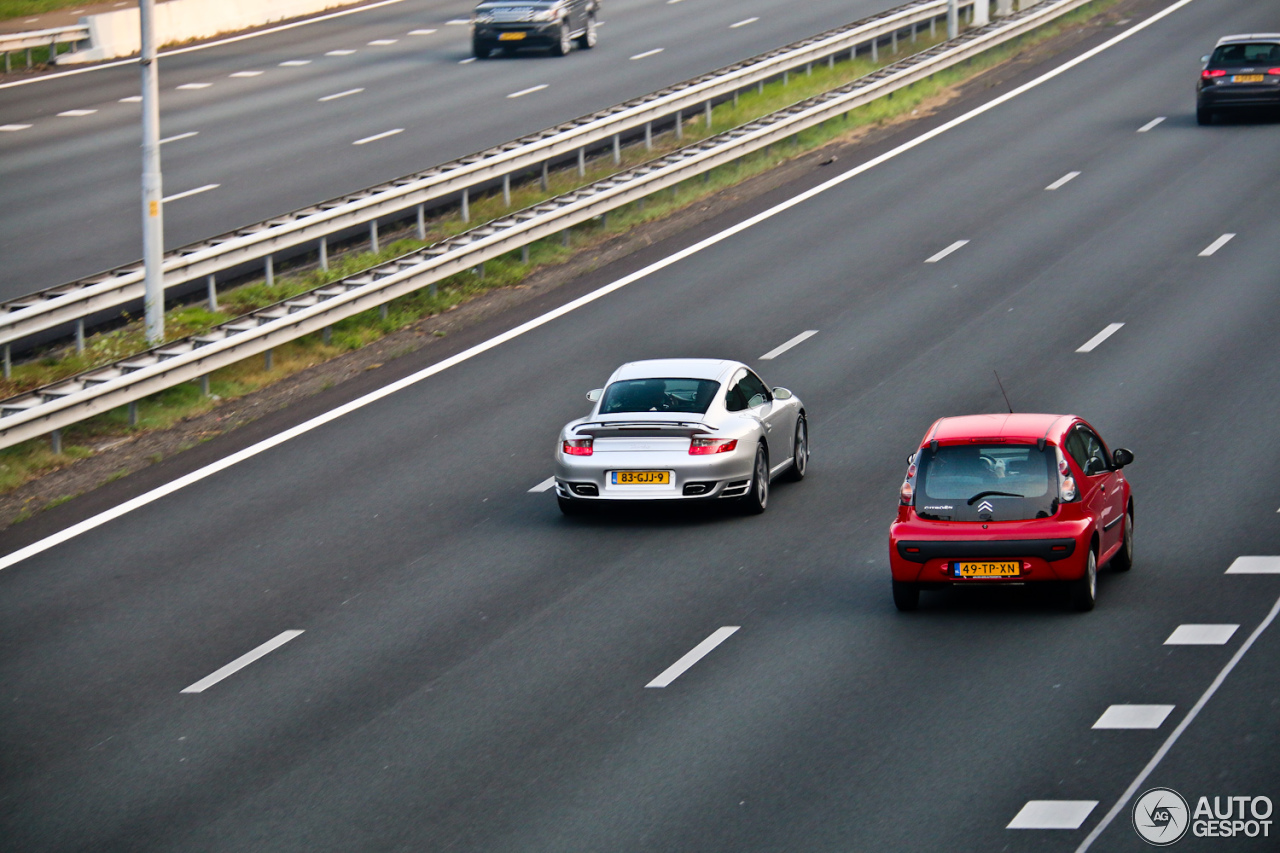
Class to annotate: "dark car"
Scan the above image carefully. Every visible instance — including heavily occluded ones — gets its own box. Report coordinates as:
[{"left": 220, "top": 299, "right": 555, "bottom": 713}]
[
  {"left": 471, "top": 0, "right": 599, "bottom": 59},
  {"left": 1197, "top": 34, "right": 1280, "bottom": 124}
]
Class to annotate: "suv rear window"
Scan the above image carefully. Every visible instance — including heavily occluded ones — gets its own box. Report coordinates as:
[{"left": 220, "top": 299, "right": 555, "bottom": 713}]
[
  {"left": 1209, "top": 42, "right": 1280, "bottom": 67},
  {"left": 915, "top": 444, "right": 1058, "bottom": 522}
]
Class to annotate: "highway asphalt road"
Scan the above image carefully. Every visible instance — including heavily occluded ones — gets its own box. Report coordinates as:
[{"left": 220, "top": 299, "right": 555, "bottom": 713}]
[
  {"left": 2, "top": 0, "right": 1279, "bottom": 849},
  {"left": 0, "top": 0, "right": 910, "bottom": 302}
]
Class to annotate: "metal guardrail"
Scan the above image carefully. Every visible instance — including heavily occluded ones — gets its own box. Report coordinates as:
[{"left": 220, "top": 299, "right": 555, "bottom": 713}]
[
  {"left": 0, "top": 0, "right": 1095, "bottom": 451},
  {"left": 0, "top": 0, "right": 959, "bottom": 349},
  {"left": 0, "top": 25, "right": 88, "bottom": 70}
]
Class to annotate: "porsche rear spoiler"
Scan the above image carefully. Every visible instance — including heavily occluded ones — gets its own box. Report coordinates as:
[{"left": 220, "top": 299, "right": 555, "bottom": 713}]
[{"left": 573, "top": 420, "right": 715, "bottom": 438}]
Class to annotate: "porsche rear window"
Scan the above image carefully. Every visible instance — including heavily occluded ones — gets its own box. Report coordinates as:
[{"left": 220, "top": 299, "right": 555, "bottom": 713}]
[
  {"left": 599, "top": 379, "right": 720, "bottom": 414},
  {"left": 1209, "top": 43, "right": 1280, "bottom": 67}
]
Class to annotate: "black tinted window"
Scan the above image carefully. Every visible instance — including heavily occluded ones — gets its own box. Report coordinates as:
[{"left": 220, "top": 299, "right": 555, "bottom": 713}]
[
  {"left": 726, "top": 371, "right": 769, "bottom": 412},
  {"left": 915, "top": 444, "right": 1057, "bottom": 521},
  {"left": 1067, "top": 427, "right": 1109, "bottom": 476},
  {"left": 1210, "top": 43, "right": 1280, "bottom": 67},
  {"left": 600, "top": 379, "right": 720, "bottom": 414}
]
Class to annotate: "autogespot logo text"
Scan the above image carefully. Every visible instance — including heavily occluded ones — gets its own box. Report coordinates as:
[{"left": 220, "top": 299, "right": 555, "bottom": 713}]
[{"left": 1132, "top": 787, "right": 1274, "bottom": 845}]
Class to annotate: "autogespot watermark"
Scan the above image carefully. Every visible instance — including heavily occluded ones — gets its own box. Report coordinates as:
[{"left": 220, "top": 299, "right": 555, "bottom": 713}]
[{"left": 1132, "top": 787, "right": 1273, "bottom": 845}]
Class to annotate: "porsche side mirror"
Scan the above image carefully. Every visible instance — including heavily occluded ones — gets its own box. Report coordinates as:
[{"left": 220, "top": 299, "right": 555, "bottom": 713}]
[
  {"left": 772, "top": 386, "right": 793, "bottom": 400},
  {"left": 586, "top": 388, "right": 603, "bottom": 402},
  {"left": 1113, "top": 447, "right": 1134, "bottom": 469}
]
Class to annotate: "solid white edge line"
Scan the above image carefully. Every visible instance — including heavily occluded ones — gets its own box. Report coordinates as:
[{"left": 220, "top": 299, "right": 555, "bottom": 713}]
[
  {"left": 1076, "top": 322, "right": 1124, "bottom": 353},
  {"left": 1137, "top": 116, "right": 1166, "bottom": 132},
  {"left": 508, "top": 84, "right": 548, "bottom": 99},
  {"left": 631, "top": 48, "right": 664, "bottom": 60},
  {"left": 924, "top": 239, "right": 969, "bottom": 263},
  {"left": 319, "top": 87, "right": 364, "bottom": 102},
  {"left": 162, "top": 183, "right": 219, "bottom": 203},
  {"left": 352, "top": 128, "right": 403, "bottom": 145},
  {"left": 646, "top": 627, "right": 739, "bottom": 688},
  {"left": 159, "top": 131, "right": 198, "bottom": 144},
  {"left": 0, "top": 0, "right": 1201, "bottom": 574},
  {"left": 1074, "top": 593, "right": 1280, "bottom": 851},
  {"left": 529, "top": 476, "right": 556, "bottom": 493},
  {"left": 180, "top": 630, "right": 304, "bottom": 693},
  {"left": 760, "top": 330, "right": 819, "bottom": 360},
  {"left": 1198, "top": 233, "right": 1235, "bottom": 257},
  {"left": 0, "top": 0, "right": 410, "bottom": 91},
  {"left": 1045, "top": 170, "right": 1081, "bottom": 190}
]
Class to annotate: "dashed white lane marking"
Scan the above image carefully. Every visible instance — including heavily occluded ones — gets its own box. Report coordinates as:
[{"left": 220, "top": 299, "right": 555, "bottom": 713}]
[
  {"left": 0, "top": 124, "right": 32, "bottom": 131},
  {"left": 529, "top": 476, "right": 556, "bottom": 493},
  {"left": 924, "top": 239, "right": 969, "bottom": 263},
  {"left": 409, "top": 28, "right": 437, "bottom": 35},
  {"left": 446, "top": 18, "right": 469, "bottom": 25},
  {"left": 1226, "top": 556, "right": 1280, "bottom": 574},
  {"left": 1092, "top": 704, "right": 1175, "bottom": 730},
  {"left": 176, "top": 82, "right": 211, "bottom": 90},
  {"left": 507, "top": 84, "right": 548, "bottom": 99},
  {"left": 57, "top": 109, "right": 97, "bottom": 117},
  {"left": 631, "top": 48, "right": 664, "bottom": 60},
  {"left": 1009, "top": 801, "right": 1098, "bottom": 830},
  {"left": 730, "top": 17, "right": 759, "bottom": 28},
  {"left": 1199, "top": 233, "right": 1235, "bottom": 257},
  {"left": 760, "top": 330, "right": 818, "bottom": 360},
  {"left": 458, "top": 57, "right": 476, "bottom": 64},
  {"left": 646, "top": 627, "right": 739, "bottom": 688},
  {"left": 319, "top": 87, "right": 364, "bottom": 102},
  {"left": 119, "top": 95, "right": 142, "bottom": 102},
  {"left": 1165, "top": 624, "right": 1238, "bottom": 645},
  {"left": 326, "top": 49, "right": 356, "bottom": 56},
  {"left": 353, "top": 128, "right": 403, "bottom": 145},
  {"left": 279, "top": 59, "right": 312, "bottom": 66},
  {"left": 1045, "top": 170, "right": 1080, "bottom": 190},
  {"left": 1137, "top": 116, "right": 1165, "bottom": 132},
  {"left": 159, "top": 131, "right": 198, "bottom": 144},
  {"left": 368, "top": 38, "right": 398, "bottom": 45},
  {"left": 667, "top": 0, "right": 685, "bottom": 4},
  {"left": 180, "top": 630, "right": 304, "bottom": 693},
  {"left": 230, "top": 70, "right": 264, "bottom": 77},
  {"left": 1076, "top": 322, "right": 1124, "bottom": 353},
  {"left": 163, "top": 183, "right": 219, "bottom": 203}
]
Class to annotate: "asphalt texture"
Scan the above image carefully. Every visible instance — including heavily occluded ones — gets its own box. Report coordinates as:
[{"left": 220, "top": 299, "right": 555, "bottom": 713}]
[
  {"left": 0, "top": 0, "right": 910, "bottom": 301},
  {"left": 2, "top": 0, "right": 1279, "bottom": 849}
]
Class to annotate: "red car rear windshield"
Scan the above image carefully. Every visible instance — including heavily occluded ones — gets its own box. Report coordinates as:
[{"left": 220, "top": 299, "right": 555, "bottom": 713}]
[{"left": 915, "top": 444, "right": 1058, "bottom": 522}]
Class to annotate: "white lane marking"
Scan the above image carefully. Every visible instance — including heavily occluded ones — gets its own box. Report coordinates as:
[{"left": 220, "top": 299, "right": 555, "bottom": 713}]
[
  {"left": 1092, "top": 704, "right": 1175, "bottom": 730},
  {"left": 326, "top": 49, "right": 356, "bottom": 56},
  {"left": 0, "top": 124, "right": 32, "bottom": 131},
  {"left": 409, "top": 28, "right": 437, "bottom": 35},
  {"left": 57, "top": 109, "right": 97, "bottom": 117},
  {"left": 646, "top": 627, "right": 739, "bottom": 688},
  {"left": 667, "top": 0, "right": 685, "bottom": 4},
  {"left": 730, "top": 17, "right": 759, "bottom": 28},
  {"left": 368, "top": 38, "right": 398, "bottom": 45},
  {"left": 279, "top": 59, "right": 312, "bottom": 66},
  {"left": 630, "top": 48, "right": 665, "bottom": 60},
  {"left": 1074, "top": 593, "right": 1280, "bottom": 851},
  {"left": 458, "top": 57, "right": 476, "bottom": 64},
  {"left": 1009, "top": 801, "right": 1098, "bottom": 830},
  {"left": 319, "top": 87, "right": 364, "bottom": 102},
  {"left": 1076, "top": 322, "right": 1124, "bottom": 353},
  {"left": 924, "top": 239, "right": 969, "bottom": 263},
  {"left": 760, "top": 330, "right": 818, "bottom": 360},
  {"left": 163, "top": 183, "right": 219, "bottom": 203},
  {"left": 180, "top": 630, "right": 304, "bottom": 693},
  {"left": 1137, "top": 116, "right": 1165, "bottom": 132},
  {"left": 1165, "top": 624, "right": 1238, "bottom": 645},
  {"left": 1198, "top": 233, "right": 1235, "bottom": 257},
  {"left": 353, "top": 128, "right": 403, "bottom": 145},
  {"left": 446, "top": 18, "right": 469, "bottom": 25},
  {"left": 1045, "top": 170, "right": 1080, "bottom": 190},
  {"left": 1226, "top": 556, "right": 1280, "bottom": 574},
  {"left": 176, "top": 82, "right": 211, "bottom": 90},
  {"left": 229, "top": 70, "right": 264, "bottom": 77},
  {"left": 529, "top": 476, "right": 556, "bottom": 493},
  {"left": 118, "top": 95, "right": 142, "bottom": 102},
  {"left": 0, "top": 0, "right": 1203, "bottom": 575},
  {"left": 160, "top": 131, "right": 198, "bottom": 144},
  {"left": 508, "top": 84, "right": 548, "bottom": 99}
]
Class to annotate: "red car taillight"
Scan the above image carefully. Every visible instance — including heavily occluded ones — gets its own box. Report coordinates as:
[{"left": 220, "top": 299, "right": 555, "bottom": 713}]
[
  {"left": 563, "top": 438, "right": 593, "bottom": 456},
  {"left": 899, "top": 480, "right": 914, "bottom": 505},
  {"left": 1269, "top": 67, "right": 1280, "bottom": 76},
  {"left": 1201, "top": 68, "right": 1227, "bottom": 79},
  {"left": 689, "top": 437, "right": 737, "bottom": 455}
]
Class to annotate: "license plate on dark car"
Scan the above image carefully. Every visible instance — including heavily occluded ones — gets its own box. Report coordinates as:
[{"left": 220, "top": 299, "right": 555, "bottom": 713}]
[{"left": 499, "top": 32, "right": 526, "bottom": 41}]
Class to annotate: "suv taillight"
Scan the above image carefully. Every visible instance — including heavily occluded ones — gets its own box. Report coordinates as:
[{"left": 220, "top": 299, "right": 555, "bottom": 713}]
[
  {"left": 1201, "top": 68, "right": 1227, "bottom": 79},
  {"left": 563, "top": 438, "right": 593, "bottom": 456},
  {"left": 689, "top": 438, "right": 737, "bottom": 455}
]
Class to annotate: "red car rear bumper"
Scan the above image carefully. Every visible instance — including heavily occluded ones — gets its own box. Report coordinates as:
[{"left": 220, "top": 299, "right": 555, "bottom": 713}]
[{"left": 889, "top": 510, "right": 1094, "bottom": 583}]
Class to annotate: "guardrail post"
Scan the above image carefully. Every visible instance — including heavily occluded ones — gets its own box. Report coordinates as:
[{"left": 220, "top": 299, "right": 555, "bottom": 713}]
[
  {"left": 461, "top": 187, "right": 470, "bottom": 223},
  {"left": 370, "top": 220, "right": 379, "bottom": 254},
  {"left": 323, "top": 326, "right": 332, "bottom": 344},
  {"left": 416, "top": 204, "right": 426, "bottom": 240},
  {"left": 503, "top": 173, "right": 511, "bottom": 206},
  {"left": 264, "top": 349, "right": 273, "bottom": 371},
  {"left": 644, "top": 122, "right": 652, "bottom": 150},
  {"left": 562, "top": 229, "right": 570, "bottom": 247},
  {"left": 996, "top": 0, "right": 1013, "bottom": 16},
  {"left": 541, "top": 160, "right": 549, "bottom": 191},
  {"left": 892, "top": 28, "right": 898, "bottom": 53},
  {"left": 3, "top": 345, "right": 9, "bottom": 380},
  {"left": 782, "top": 70, "right": 788, "bottom": 86},
  {"left": 521, "top": 244, "right": 529, "bottom": 263},
  {"left": 379, "top": 304, "right": 388, "bottom": 319},
  {"left": 75, "top": 318, "right": 85, "bottom": 353},
  {"left": 200, "top": 374, "right": 209, "bottom": 396},
  {"left": 128, "top": 401, "right": 137, "bottom": 426},
  {"left": 265, "top": 254, "right": 274, "bottom": 286},
  {"left": 26, "top": 48, "right": 32, "bottom": 68},
  {"left": 871, "top": 38, "right": 878, "bottom": 62},
  {"left": 828, "top": 53, "right": 834, "bottom": 69},
  {"left": 930, "top": 16, "right": 936, "bottom": 37},
  {"left": 4, "top": 52, "right": 9, "bottom": 74},
  {"left": 207, "top": 274, "right": 218, "bottom": 310},
  {"left": 577, "top": 147, "right": 585, "bottom": 177},
  {"left": 51, "top": 429, "right": 62, "bottom": 455},
  {"left": 319, "top": 236, "right": 328, "bottom": 271},
  {"left": 948, "top": 0, "right": 959, "bottom": 38},
  {"left": 974, "top": 0, "right": 990, "bottom": 25},
  {"left": 674, "top": 110, "right": 683, "bottom": 140},
  {"left": 612, "top": 134, "right": 620, "bottom": 165},
  {"left": 704, "top": 100, "right": 712, "bottom": 126}
]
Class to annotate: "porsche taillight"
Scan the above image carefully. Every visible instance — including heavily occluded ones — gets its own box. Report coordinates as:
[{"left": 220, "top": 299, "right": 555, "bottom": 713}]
[
  {"left": 563, "top": 438, "right": 593, "bottom": 456},
  {"left": 689, "top": 438, "right": 737, "bottom": 455}
]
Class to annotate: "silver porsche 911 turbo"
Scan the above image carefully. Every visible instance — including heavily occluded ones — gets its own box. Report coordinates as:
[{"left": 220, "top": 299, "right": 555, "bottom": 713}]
[{"left": 554, "top": 358, "right": 808, "bottom": 515}]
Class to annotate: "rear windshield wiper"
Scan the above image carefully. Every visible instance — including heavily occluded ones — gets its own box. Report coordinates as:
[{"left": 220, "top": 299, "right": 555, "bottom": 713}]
[{"left": 966, "top": 490, "right": 1024, "bottom": 505}]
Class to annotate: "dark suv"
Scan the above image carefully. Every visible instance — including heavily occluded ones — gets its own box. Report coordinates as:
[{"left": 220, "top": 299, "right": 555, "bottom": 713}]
[
  {"left": 471, "top": 0, "right": 599, "bottom": 59},
  {"left": 1197, "top": 34, "right": 1280, "bottom": 124}
]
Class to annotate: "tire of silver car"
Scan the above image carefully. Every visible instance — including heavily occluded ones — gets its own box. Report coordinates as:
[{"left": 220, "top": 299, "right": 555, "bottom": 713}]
[
  {"left": 552, "top": 23, "right": 572, "bottom": 56},
  {"left": 781, "top": 415, "right": 808, "bottom": 482},
  {"left": 740, "top": 443, "right": 769, "bottom": 514},
  {"left": 1070, "top": 548, "right": 1098, "bottom": 612},
  {"left": 892, "top": 580, "right": 919, "bottom": 612},
  {"left": 1111, "top": 511, "right": 1134, "bottom": 572},
  {"left": 577, "top": 14, "right": 597, "bottom": 49}
]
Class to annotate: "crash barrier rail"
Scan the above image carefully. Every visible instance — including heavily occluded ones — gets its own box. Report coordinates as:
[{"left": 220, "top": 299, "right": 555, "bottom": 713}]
[
  {"left": 0, "top": 0, "right": 964, "bottom": 352},
  {"left": 0, "top": 0, "right": 1095, "bottom": 452},
  {"left": 0, "top": 25, "right": 88, "bottom": 71}
]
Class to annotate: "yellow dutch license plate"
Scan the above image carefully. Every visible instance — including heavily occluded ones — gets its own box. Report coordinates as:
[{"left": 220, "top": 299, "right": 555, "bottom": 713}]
[
  {"left": 1233, "top": 74, "right": 1264, "bottom": 83},
  {"left": 498, "top": 32, "right": 526, "bottom": 41},
  {"left": 957, "top": 561, "right": 1020, "bottom": 578},
  {"left": 613, "top": 471, "right": 670, "bottom": 485}
]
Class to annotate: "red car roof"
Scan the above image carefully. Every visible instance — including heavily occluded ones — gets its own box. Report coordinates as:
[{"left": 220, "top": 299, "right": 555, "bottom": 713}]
[{"left": 922, "top": 413, "right": 1075, "bottom": 446}]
